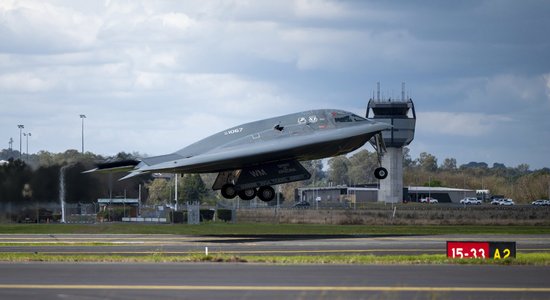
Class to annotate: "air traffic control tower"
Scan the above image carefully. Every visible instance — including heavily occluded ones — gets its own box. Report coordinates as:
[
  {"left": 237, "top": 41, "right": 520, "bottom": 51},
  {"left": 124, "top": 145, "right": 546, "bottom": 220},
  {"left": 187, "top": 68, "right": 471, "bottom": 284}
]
[{"left": 366, "top": 83, "right": 416, "bottom": 203}]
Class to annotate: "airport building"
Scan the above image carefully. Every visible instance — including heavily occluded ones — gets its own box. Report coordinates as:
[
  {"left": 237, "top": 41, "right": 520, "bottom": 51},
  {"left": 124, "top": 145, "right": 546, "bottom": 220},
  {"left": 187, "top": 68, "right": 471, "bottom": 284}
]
[
  {"left": 97, "top": 198, "right": 139, "bottom": 217},
  {"left": 296, "top": 186, "right": 476, "bottom": 205}
]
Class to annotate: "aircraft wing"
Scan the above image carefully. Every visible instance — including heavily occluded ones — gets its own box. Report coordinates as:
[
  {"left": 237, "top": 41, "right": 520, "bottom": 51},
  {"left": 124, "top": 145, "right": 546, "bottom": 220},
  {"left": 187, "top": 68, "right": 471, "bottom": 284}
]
[
  {"left": 83, "top": 159, "right": 141, "bottom": 174},
  {"left": 120, "top": 121, "right": 390, "bottom": 179}
]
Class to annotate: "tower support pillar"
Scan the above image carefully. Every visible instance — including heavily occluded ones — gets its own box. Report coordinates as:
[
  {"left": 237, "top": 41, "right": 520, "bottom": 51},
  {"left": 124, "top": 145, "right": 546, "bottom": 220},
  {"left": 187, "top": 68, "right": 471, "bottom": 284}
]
[{"left": 378, "top": 147, "right": 403, "bottom": 203}]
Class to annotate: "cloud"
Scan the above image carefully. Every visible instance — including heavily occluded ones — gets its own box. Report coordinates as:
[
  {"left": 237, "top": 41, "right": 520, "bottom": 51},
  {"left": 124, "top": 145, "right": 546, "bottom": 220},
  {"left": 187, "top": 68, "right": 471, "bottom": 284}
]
[
  {"left": 0, "top": 72, "right": 55, "bottom": 92},
  {"left": 0, "top": 0, "right": 100, "bottom": 54},
  {"left": 543, "top": 73, "right": 550, "bottom": 105},
  {"left": 292, "top": 0, "right": 353, "bottom": 19},
  {"left": 418, "top": 111, "right": 512, "bottom": 137},
  {"left": 1, "top": 0, "right": 549, "bottom": 168}
]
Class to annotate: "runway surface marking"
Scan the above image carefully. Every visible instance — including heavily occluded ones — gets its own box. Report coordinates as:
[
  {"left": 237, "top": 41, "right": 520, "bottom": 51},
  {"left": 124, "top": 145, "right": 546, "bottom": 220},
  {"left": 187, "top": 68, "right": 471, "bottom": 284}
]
[
  {"left": 0, "top": 249, "right": 442, "bottom": 253},
  {"left": 0, "top": 284, "right": 549, "bottom": 293},
  {"left": 3, "top": 248, "right": 548, "bottom": 255},
  {"left": 1, "top": 236, "right": 549, "bottom": 241}
]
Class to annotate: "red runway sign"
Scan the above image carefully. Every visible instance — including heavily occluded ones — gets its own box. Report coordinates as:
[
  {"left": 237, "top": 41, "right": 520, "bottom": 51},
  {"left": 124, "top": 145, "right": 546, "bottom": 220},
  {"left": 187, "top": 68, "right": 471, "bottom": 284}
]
[{"left": 447, "top": 241, "right": 516, "bottom": 259}]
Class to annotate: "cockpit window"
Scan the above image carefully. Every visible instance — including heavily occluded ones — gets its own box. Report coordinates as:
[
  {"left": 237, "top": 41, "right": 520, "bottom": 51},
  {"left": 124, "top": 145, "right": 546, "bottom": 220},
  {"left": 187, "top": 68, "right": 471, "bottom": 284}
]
[
  {"left": 334, "top": 115, "right": 352, "bottom": 122},
  {"left": 351, "top": 114, "right": 366, "bottom": 122},
  {"left": 333, "top": 112, "right": 366, "bottom": 123}
]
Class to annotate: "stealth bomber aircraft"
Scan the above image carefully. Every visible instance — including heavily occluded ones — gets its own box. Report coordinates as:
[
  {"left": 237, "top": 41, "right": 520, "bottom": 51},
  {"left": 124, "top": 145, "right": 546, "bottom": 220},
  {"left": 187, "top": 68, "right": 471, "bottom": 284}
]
[{"left": 86, "top": 109, "right": 391, "bottom": 202}]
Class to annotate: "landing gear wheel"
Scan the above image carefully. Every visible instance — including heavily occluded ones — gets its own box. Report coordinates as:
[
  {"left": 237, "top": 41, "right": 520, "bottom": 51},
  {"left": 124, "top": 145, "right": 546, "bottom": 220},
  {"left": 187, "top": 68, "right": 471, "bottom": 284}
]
[
  {"left": 374, "top": 167, "right": 388, "bottom": 180},
  {"left": 238, "top": 188, "right": 257, "bottom": 201},
  {"left": 221, "top": 184, "right": 237, "bottom": 199},
  {"left": 258, "top": 186, "right": 276, "bottom": 202}
]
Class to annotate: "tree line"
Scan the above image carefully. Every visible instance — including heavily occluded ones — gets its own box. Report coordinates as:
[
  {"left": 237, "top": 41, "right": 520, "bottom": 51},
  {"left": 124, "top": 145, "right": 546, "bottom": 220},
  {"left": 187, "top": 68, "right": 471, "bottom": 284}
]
[
  {"left": 323, "top": 148, "right": 550, "bottom": 202},
  {"left": 1, "top": 147, "right": 549, "bottom": 207},
  {"left": 0, "top": 149, "right": 147, "bottom": 208}
]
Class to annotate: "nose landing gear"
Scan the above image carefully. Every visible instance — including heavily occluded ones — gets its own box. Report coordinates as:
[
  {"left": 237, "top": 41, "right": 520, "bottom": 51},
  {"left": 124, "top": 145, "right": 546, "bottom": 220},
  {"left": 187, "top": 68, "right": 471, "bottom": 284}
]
[
  {"left": 374, "top": 167, "right": 388, "bottom": 180},
  {"left": 370, "top": 132, "right": 389, "bottom": 180}
]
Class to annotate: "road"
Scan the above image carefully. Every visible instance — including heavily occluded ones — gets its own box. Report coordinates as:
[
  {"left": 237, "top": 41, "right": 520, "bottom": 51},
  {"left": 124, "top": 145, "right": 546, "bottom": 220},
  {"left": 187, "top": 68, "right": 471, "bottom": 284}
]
[{"left": 0, "top": 263, "right": 549, "bottom": 300}]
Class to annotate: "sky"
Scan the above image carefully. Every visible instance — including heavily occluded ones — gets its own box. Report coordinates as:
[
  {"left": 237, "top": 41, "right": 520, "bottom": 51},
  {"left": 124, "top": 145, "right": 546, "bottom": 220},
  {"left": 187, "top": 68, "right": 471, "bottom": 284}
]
[{"left": 1, "top": 0, "right": 549, "bottom": 169}]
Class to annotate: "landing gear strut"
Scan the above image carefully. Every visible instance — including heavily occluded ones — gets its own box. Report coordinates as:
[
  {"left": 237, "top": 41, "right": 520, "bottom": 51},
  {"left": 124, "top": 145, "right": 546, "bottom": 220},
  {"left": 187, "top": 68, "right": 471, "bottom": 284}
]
[{"left": 370, "top": 132, "right": 389, "bottom": 180}]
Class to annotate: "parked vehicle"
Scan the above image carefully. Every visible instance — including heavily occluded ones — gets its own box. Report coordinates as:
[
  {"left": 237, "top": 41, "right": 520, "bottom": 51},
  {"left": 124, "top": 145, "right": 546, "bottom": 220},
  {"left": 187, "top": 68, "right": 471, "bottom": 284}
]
[
  {"left": 460, "top": 197, "right": 482, "bottom": 205},
  {"left": 491, "top": 198, "right": 503, "bottom": 205},
  {"left": 532, "top": 199, "right": 550, "bottom": 206},
  {"left": 420, "top": 197, "right": 438, "bottom": 204},
  {"left": 292, "top": 201, "right": 311, "bottom": 208},
  {"left": 499, "top": 198, "right": 515, "bottom": 206},
  {"left": 490, "top": 195, "right": 505, "bottom": 205}
]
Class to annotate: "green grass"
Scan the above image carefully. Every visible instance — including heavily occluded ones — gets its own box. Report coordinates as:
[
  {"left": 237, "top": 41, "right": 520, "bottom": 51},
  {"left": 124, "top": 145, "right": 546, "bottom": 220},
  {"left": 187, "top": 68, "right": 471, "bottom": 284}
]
[
  {"left": 0, "top": 252, "right": 548, "bottom": 265},
  {"left": 2, "top": 223, "right": 548, "bottom": 265},
  {"left": 0, "top": 242, "right": 117, "bottom": 246},
  {"left": 1, "top": 223, "right": 550, "bottom": 235}
]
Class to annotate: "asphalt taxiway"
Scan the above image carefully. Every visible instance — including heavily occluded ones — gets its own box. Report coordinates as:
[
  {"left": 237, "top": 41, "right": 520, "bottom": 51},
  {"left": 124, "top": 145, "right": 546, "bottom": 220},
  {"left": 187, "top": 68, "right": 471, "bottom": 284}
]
[
  {"left": 1, "top": 234, "right": 549, "bottom": 299},
  {"left": 0, "top": 233, "right": 549, "bottom": 256},
  {"left": 0, "top": 262, "right": 549, "bottom": 300}
]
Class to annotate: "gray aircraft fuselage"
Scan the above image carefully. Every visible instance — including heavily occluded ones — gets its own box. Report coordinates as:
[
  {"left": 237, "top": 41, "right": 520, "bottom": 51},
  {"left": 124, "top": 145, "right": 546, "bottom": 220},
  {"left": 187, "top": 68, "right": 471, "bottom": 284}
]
[
  {"left": 90, "top": 109, "right": 391, "bottom": 201},
  {"left": 133, "top": 109, "right": 389, "bottom": 174}
]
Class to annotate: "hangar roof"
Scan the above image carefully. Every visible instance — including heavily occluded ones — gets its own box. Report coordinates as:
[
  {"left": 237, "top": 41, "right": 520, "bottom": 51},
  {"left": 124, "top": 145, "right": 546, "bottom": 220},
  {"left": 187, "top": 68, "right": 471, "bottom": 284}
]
[
  {"left": 407, "top": 186, "right": 474, "bottom": 192},
  {"left": 97, "top": 198, "right": 139, "bottom": 205}
]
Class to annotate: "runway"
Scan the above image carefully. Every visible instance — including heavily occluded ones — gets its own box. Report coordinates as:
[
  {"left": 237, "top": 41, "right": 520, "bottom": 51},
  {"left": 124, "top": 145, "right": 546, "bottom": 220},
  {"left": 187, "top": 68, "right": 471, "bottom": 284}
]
[
  {"left": 0, "top": 233, "right": 549, "bottom": 256},
  {"left": 0, "top": 263, "right": 549, "bottom": 299},
  {"left": 1, "top": 234, "right": 549, "bottom": 299}
]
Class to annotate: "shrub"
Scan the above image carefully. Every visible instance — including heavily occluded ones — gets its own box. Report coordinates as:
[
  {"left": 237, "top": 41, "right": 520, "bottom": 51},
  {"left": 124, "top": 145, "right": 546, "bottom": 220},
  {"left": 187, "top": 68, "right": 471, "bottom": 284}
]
[
  {"left": 172, "top": 211, "right": 185, "bottom": 223},
  {"left": 217, "top": 209, "right": 232, "bottom": 222},
  {"left": 200, "top": 209, "right": 215, "bottom": 221}
]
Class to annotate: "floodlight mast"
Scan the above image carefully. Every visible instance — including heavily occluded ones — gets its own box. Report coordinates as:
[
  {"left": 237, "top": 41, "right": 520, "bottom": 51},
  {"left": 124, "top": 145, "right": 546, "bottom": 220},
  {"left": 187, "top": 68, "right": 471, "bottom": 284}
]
[
  {"left": 23, "top": 132, "right": 31, "bottom": 161},
  {"left": 80, "top": 115, "right": 86, "bottom": 153},
  {"left": 17, "top": 125, "right": 24, "bottom": 159}
]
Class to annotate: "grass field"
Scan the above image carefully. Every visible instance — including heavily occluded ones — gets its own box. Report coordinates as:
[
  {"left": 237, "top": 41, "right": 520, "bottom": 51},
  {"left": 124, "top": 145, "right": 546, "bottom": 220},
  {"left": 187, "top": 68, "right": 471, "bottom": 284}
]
[
  {"left": 1, "top": 223, "right": 549, "bottom": 265},
  {"left": 0, "top": 223, "right": 550, "bottom": 235},
  {"left": 0, "top": 252, "right": 548, "bottom": 265}
]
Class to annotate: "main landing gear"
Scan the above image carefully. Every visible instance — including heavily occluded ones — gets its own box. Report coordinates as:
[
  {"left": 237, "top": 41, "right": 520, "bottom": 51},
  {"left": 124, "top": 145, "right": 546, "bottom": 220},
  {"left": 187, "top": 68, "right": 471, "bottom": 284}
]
[
  {"left": 221, "top": 184, "right": 276, "bottom": 202},
  {"left": 214, "top": 160, "right": 310, "bottom": 202}
]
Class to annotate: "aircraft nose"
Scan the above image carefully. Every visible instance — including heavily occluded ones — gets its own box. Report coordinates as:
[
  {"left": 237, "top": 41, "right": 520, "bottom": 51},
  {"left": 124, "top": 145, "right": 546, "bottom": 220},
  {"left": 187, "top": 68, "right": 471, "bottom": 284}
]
[{"left": 370, "top": 121, "right": 392, "bottom": 131}]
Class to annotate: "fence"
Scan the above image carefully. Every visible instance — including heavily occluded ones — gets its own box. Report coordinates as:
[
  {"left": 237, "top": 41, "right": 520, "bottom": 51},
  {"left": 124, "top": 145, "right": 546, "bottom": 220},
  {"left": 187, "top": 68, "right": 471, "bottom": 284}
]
[{"left": 235, "top": 204, "right": 550, "bottom": 225}]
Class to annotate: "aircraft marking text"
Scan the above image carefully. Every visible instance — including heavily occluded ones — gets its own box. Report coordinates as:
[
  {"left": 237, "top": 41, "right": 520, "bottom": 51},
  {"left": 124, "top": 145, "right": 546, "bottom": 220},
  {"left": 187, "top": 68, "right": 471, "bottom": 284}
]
[{"left": 224, "top": 127, "right": 244, "bottom": 135}]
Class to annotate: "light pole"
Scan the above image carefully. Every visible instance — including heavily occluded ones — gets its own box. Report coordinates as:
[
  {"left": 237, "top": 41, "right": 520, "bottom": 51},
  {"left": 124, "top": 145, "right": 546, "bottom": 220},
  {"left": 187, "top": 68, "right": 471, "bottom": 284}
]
[
  {"left": 23, "top": 132, "right": 31, "bottom": 161},
  {"left": 174, "top": 174, "right": 178, "bottom": 211},
  {"left": 17, "top": 125, "right": 24, "bottom": 159},
  {"left": 80, "top": 114, "right": 86, "bottom": 153}
]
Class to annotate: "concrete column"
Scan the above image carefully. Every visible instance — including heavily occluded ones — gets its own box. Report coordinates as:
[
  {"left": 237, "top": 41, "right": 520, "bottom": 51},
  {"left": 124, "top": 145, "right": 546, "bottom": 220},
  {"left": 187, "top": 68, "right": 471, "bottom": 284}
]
[{"left": 378, "top": 147, "right": 403, "bottom": 203}]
